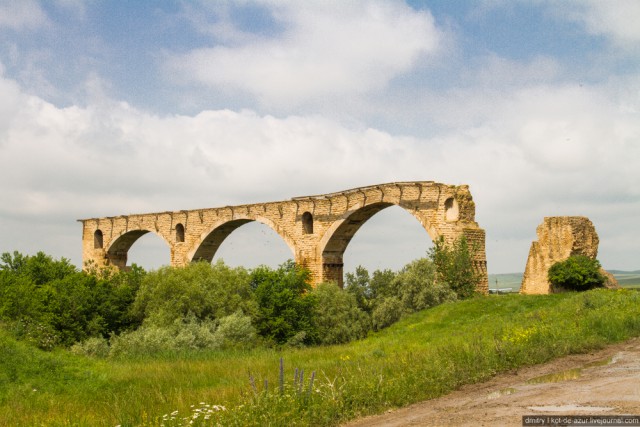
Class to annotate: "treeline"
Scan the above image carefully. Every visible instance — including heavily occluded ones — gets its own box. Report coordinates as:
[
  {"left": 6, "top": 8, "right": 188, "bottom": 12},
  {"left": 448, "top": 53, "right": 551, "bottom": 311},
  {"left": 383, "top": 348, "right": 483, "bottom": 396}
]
[{"left": 0, "top": 238, "right": 480, "bottom": 357}]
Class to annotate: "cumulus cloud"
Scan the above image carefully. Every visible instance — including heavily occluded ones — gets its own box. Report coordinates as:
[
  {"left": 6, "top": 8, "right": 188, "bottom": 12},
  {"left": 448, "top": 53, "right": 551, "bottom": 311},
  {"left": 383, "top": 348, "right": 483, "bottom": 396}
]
[
  {"left": 1, "top": 65, "right": 639, "bottom": 272},
  {"left": 556, "top": 0, "right": 640, "bottom": 47},
  {"left": 168, "top": 0, "right": 442, "bottom": 106},
  {"left": 0, "top": 0, "right": 48, "bottom": 30}
]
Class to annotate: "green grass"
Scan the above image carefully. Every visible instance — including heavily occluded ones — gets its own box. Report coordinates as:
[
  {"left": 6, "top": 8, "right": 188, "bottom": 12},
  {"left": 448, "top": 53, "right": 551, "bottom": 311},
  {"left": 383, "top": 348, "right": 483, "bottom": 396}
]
[{"left": 3, "top": 289, "right": 640, "bottom": 426}]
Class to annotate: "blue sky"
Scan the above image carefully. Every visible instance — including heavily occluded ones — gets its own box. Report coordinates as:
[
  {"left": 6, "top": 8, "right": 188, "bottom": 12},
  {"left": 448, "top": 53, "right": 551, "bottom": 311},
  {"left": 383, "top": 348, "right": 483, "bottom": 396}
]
[{"left": 0, "top": 0, "right": 638, "bottom": 274}]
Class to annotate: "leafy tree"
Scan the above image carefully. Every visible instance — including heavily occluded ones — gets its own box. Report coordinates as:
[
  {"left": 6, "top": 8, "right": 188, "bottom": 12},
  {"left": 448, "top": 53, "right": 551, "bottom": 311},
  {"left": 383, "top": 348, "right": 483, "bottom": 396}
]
[
  {"left": 548, "top": 255, "right": 605, "bottom": 292},
  {"left": 1, "top": 251, "right": 76, "bottom": 285},
  {"left": 311, "top": 282, "right": 371, "bottom": 344},
  {"left": 391, "top": 258, "right": 457, "bottom": 312},
  {"left": 345, "top": 266, "right": 396, "bottom": 313},
  {"left": 428, "top": 236, "right": 480, "bottom": 299},
  {"left": 251, "top": 261, "right": 317, "bottom": 345},
  {"left": 0, "top": 251, "right": 147, "bottom": 349},
  {"left": 132, "top": 260, "right": 255, "bottom": 327},
  {"left": 90, "top": 265, "right": 146, "bottom": 335}
]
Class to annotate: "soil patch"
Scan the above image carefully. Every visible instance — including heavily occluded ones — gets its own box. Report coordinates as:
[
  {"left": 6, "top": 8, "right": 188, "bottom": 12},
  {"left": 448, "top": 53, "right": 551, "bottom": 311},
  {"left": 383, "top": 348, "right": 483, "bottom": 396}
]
[{"left": 345, "top": 338, "right": 640, "bottom": 426}]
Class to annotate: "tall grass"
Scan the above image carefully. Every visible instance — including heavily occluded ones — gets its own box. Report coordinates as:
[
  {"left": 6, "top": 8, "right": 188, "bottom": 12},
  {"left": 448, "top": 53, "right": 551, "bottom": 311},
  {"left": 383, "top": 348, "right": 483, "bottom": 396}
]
[{"left": 2, "top": 289, "right": 640, "bottom": 426}]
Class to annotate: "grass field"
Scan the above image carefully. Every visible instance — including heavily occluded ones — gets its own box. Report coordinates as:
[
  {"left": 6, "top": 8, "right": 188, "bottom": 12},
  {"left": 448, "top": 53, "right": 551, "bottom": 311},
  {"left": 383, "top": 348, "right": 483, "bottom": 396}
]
[{"left": 3, "top": 289, "right": 640, "bottom": 426}]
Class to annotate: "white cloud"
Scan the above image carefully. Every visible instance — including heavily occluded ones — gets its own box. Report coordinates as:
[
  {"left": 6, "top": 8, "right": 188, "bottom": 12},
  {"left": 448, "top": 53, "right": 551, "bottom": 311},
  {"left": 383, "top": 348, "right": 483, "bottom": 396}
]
[
  {"left": 1, "top": 61, "right": 639, "bottom": 272},
  {"left": 0, "top": 0, "right": 48, "bottom": 30},
  {"left": 556, "top": 0, "right": 640, "bottom": 47},
  {"left": 168, "top": 0, "right": 442, "bottom": 107}
]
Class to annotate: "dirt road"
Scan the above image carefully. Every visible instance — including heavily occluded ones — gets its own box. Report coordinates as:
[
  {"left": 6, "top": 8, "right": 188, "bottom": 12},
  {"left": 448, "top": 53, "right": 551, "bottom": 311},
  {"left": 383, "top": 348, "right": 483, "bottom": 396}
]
[{"left": 345, "top": 338, "right": 640, "bottom": 426}]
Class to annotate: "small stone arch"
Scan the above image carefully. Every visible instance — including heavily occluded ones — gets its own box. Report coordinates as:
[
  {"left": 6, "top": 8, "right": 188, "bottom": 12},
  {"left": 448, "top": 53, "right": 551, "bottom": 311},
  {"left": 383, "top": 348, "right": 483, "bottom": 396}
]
[
  {"left": 302, "top": 212, "right": 314, "bottom": 234},
  {"left": 94, "top": 229, "right": 104, "bottom": 249},
  {"left": 175, "top": 223, "right": 185, "bottom": 243},
  {"left": 189, "top": 216, "right": 296, "bottom": 263}
]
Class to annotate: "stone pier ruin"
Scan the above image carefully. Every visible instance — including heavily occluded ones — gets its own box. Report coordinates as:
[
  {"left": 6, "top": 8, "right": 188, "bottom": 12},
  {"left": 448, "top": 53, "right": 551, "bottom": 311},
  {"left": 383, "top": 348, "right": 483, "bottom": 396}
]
[
  {"left": 520, "top": 216, "right": 616, "bottom": 294},
  {"left": 79, "top": 181, "right": 488, "bottom": 291}
]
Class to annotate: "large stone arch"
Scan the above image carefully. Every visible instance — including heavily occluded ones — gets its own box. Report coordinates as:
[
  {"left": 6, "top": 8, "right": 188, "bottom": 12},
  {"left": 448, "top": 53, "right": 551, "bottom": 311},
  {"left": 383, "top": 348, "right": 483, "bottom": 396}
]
[
  {"left": 105, "top": 228, "right": 171, "bottom": 269},
  {"left": 188, "top": 216, "right": 296, "bottom": 263},
  {"left": 318, "top": 202, "right": 439, "bottom": 286}
]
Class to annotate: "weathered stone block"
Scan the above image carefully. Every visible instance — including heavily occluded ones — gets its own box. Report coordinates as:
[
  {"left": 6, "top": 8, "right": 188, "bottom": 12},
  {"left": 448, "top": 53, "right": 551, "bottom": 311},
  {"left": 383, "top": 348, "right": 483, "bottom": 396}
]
[{"left": 520, "top": 216, "right": 607, "bottom": 294}]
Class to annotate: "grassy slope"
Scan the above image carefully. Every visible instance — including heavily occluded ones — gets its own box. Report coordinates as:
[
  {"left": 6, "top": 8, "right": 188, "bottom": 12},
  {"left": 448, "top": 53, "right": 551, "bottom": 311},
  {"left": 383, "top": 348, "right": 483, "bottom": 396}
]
[{"left": 2, "top": 289, "right": 640, "bottom": 426}]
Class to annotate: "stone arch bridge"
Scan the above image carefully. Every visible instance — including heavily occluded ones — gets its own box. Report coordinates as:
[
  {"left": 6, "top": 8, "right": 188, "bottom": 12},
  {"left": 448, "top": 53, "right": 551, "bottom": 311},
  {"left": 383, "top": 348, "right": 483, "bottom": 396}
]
[{"left": 79, "top": 181, "right": 488, "bottom": 292}]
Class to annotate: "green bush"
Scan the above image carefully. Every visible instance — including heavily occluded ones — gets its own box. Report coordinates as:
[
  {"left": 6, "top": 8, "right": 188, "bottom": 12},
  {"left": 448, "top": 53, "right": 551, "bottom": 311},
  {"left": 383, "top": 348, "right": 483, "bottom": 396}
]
[
  {"left": 0, "top": 251, "right": 76, "bottom": 286},
  {"left": 345, "top": 267, "right": 397, "bottom": 314},
  {"left": 132, "top": 261, "right": 256, "bottom": 327},
  {"left": 392, "top": 258, "right": 457, "bottom": 312},
  {"left": 251, "top": 261, "right": 317, "bottom": 346},
  {"left": 109, "top": 316, "right": 220, "bottom": 358},
  {"left": 0, "top": 252, "right": 144, "bottom": 349},
  {"left": 428, "top": 236, "right": 480, "bottom": 299},
  {"left": 70, "top": 337, "right": 110, "bottom": 358},
  {"left": 108, "top": 312, "right": 258, "bottom": 358},
  {"left": 214, "top": 311, "right": 257, "bottom": 349},
  {"left": 548, "top": 255, "right": 605, "bottom": 292},
  {"left": 371, "top": 296, "right": 403, "bottom": 330},
  {"left": 311, "top": 282, "right": 371, "bottom": 345}
]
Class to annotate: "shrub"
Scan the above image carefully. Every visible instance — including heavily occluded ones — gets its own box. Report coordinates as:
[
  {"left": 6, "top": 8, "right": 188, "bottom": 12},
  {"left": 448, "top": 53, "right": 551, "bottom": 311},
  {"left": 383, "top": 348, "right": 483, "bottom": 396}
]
[
  {"left": 214, "top": 311, "right": 257, "bottom": 349},
  {"left": 391, "top": 258, "right": 457, "bottom": 312},
  {"left": 0, "top": 251, "right": 76, "bottom": 286},
  {"left": 109, "top": 316, "right": 221, "bottom": 358},
  {"left": 371, "top": 297, "right": 403, "bottom": 331},
  {"left": 311, "top": 282, "right": 371, "bottom": 345},
  {"left": 548, "top": 255, "right": 605, "bottom": 292},
  {"left": 0, "top": 252, "right": 144, "bottom": 349},
  {"left": 70, "top": 337, "right": 110, "bottom": 358},
  {"left": 251, "top": 261, "right": 317, "bottom": 346},
  {"left": 132, "top": 261, "right": 256, "bottom": 328},
  {"left": 428, "top": 236, "right": 480, "bottom": 299},
  {"left": 345, "top": 267, "right": 396, "bottom": 313}
]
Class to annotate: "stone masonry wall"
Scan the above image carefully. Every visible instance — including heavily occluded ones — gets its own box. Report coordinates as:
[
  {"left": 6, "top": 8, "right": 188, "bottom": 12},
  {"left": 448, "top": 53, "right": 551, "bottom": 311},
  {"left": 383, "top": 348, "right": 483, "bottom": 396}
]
[
  {"left": 80, "top": 181, "right": 488, "bottom": 292},
  {"left": 520, "top": 216, "right": 600, "bottom": 294}
]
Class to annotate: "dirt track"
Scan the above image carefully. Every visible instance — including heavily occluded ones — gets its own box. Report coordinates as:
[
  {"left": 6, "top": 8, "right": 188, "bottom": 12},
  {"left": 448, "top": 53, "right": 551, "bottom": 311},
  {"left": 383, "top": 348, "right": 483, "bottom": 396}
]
[{"left": 345, "top": 338, "right": 640, "bottom": 426}]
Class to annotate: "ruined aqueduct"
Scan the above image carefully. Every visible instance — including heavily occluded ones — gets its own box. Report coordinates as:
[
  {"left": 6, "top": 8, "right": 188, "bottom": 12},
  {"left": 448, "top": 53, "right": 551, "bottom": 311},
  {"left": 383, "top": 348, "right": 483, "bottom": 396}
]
[{"left": 79, "top": 181, "right": 488, "bottom": 291}]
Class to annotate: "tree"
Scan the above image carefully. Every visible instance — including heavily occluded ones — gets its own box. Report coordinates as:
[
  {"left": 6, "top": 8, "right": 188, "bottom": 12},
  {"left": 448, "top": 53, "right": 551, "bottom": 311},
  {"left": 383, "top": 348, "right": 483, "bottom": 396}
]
[
  {"left": 1, "top": 251, "right": 76, "bottom": 285},
  {"left": 391, "top": 258, "right": 457, "bottom": 312},
  {"left": 548, "top": 255, "right": 605, "bottom": 292},
  {"left": 428, "top": 236, "right": 480, "bottom": 299},
  {"left": 311, "top": 282, "right": 370, "bottom": 344},
  {"left": 345, "top": 266, "right": 396, "bottom": 313},
  {"left": 132, "top": 260, "right": 255, "bottom": 327},
  {"left": 251, "top": 261, "right": 317, "bottom": 345}
]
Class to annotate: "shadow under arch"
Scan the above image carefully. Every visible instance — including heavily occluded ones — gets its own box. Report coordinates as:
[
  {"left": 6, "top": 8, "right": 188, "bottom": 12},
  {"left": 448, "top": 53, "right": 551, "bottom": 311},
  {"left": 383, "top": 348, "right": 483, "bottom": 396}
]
[
  {"left": 318, "top": 202, "right": 438, "bottom": 287},
  {"left": 189, "top": 216, "right": 296, "bottom": 264},
  {"left": 106, "top": 229, "right": 171, "bottom": 269}
]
